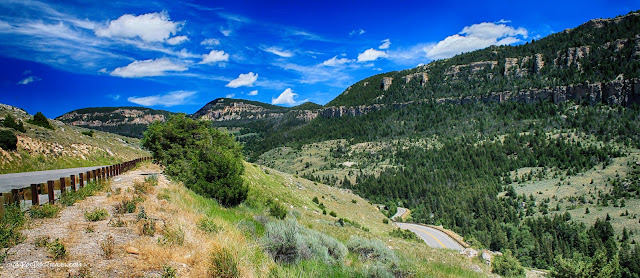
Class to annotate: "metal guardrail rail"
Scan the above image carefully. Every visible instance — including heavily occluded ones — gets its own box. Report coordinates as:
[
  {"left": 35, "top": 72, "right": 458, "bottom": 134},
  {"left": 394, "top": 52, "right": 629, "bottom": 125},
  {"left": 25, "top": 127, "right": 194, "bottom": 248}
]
[{"left": 0, "top": 157, "right": 151, "bottom": 217}]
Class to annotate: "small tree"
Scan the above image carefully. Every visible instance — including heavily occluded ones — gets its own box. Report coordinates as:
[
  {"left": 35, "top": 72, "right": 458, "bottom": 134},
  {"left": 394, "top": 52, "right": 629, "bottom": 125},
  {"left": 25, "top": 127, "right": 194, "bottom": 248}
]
[
  {"left": 0, "top": 130, "right": 18, "bottom": 150},
  {"left": 28, "top": 112, "right": 53, "bottom": 130},
  {"left": 2, "top": 114, "right": 25, "bottom": 132}
]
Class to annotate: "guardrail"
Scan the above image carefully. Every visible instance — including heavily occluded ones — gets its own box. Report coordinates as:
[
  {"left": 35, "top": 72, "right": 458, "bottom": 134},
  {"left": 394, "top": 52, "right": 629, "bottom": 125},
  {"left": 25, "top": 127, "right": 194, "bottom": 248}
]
[{"left": 0, "top": 157, "right": 152, "bottom": 218}]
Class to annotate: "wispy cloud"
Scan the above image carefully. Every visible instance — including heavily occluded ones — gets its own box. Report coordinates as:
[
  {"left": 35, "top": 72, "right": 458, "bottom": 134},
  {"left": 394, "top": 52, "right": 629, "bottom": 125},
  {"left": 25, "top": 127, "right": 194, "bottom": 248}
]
[
  {"left": 379, "top": 39, "right": 391, "bottom": 49},
  {"left": 127, "top": 90, "right": 196, "bottom": 107},
  {"left": 262, "top": 46, "right": 294, "bottom": 57},
  {"left": 166, "top": 35, "right": 189, "bottom": 45},
  {"left": 248, "top": 90, "right": 258, "bottom": 96},
  {"left": 111, "top": 58, "right": 187, "bottom": 78},
  {"left": 226, "top": 72, "right": 258, "bottom": 88},
  {"left": 17, "top": 76, "right": 41, "bottom": 85},
  {"left": 349, "top": 29, "right": 365, "bottom": 36},
  {"left": 201, "top": 38, "right": 220, "bottom": 46},
  {"left": 322, "top": 56, "right": 353, "bottom": 67}
]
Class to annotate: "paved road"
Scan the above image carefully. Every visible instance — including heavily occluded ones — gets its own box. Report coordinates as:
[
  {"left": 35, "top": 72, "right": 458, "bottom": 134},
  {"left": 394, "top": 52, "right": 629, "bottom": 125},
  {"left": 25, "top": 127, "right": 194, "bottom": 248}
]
[
  {"left": 0, "top": 165, "right": 110, "bottom": 192},
  {"left": 395, "top": 222, "right": 465, "bottom": 251},
  {"left": 391, "top": 207, "right": 407, "bottom": 220}
]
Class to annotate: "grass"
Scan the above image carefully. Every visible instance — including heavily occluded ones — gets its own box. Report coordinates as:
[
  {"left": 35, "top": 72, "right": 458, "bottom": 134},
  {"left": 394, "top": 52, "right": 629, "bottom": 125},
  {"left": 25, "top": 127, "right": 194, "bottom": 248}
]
[
  {"left": 30, "top": 204, "right": 61, "bottom": 219},
  {"left": 60, "top": 180, "right": 108, "bottom": 206},
  {"left": 0, "top": 205, "right": 25, "bottom": 250}
]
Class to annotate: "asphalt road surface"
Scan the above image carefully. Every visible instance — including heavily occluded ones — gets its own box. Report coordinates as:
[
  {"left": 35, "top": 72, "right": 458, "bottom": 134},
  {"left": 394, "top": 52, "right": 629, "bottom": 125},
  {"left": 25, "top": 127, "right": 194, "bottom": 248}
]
[
  {"left": 391, "top": 207, "right": 407, "bottom": 220},
  {"left": 0, "top": 165, "right": 110, "bottom": 192},
  {"left": 395, "top": 222, "right": 465, "bottom": 251}
]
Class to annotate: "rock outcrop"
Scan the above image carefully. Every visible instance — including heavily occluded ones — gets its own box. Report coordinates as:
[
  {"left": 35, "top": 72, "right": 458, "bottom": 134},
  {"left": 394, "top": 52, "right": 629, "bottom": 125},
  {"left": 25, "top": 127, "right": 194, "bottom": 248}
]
[
  {"left": 57, "top": 108, "right": 168, "bottom": 127},
  {"left": 381, "top": 77, "right": 394, "bottom": 91}
]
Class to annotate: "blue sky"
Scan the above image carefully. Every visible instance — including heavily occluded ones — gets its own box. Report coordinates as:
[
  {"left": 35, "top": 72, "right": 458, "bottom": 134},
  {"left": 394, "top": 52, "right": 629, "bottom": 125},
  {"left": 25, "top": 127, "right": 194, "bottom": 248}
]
[{"left": 0, "top": 0, "right": 638, "bottom": 117}]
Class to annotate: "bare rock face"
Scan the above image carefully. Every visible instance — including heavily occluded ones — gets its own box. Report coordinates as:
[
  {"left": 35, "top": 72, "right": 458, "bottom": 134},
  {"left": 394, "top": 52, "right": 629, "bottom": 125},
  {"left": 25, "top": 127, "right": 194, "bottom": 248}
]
[
  {"left": 535, "top": 53, "right": 545, "bottom": 73},
  {"left": 58, "top": 109, "right": 167, "bottom": 127},
  {"left": 321, "top": 104, "right": 385, "bottom": 118},
  {"left": 403, "top": 72, "right": 429, "bottom": 86},
  {"left": 555, "top": 46, "right": 590, "bottom": 69},
  {"left": 446, "top": 61, "right": 498, "bottom": 80},
  {"left": 381, "top": 77, "right": 394, "bottom": 91}
]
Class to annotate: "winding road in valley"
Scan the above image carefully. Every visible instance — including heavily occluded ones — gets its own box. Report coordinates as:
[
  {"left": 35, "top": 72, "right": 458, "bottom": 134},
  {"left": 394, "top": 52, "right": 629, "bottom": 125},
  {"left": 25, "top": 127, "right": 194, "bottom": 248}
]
[{"left": 392, "top": 207, "right": 465, "bottom": 251}]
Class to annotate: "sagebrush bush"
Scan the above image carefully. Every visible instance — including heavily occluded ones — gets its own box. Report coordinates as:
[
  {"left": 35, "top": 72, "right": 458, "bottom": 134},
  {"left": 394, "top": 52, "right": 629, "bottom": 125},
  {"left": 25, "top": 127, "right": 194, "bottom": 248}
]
[
  {"left": 262, "top": 219, "right": 346, "bottom": 264},
  {"left": 267, "top": 199, "right": 288, "bottom": 220},
  {"left": 0, "top": 130, "right": 17, "bottom": 151},
  {"left": 492, "top": 252, "right": 525, "bottom": 277},
  {"left": 346, "top": 236, "right": 396, "bottom": 264},
  {"left": 114, "top": 199, "right": 136, "bottom": 214}
]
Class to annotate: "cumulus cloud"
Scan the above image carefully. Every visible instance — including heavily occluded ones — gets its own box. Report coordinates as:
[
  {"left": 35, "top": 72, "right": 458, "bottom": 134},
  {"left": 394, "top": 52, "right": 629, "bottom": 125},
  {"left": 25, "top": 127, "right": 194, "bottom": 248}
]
[
  {"left": 272, "top": 88, "right": 308, "bottom": 106},
  {"left": 17, "top": 76, "right": 41, "bottom": 85},
  {"left": 248, "top": 90, "right": 258, "bottom": 96},
  {"left": 349, "top": 29, "right": 365, "bottom": 36},
  {"left": 166, "top": 35, "right": 189, "bottom": 45},
  {"left": 379, "top": 39, "right": 391, "bottom": 49},
  {"left": 357, "top": 48, "right": 387, "bottom": 62},
  {"left": 110, "top": 58, "right": 187, "bottom": 78},
  {"left": 127, "top": 90, "right": 195, "bottom": 107},
  {"left": 426, "top": 21, "right": 528, "bottom": 60},
  {"left": 262, "top": 46, "right": 294, "bottom": 57},
  {"left": 226, "top": 72, "right": 258, "bottom": 88},
  {"left": 201, "top": 38, "right": 220, "bottom": 46},
  {"left": 95, "top": 12, "right": 183, "bottom": 43},
  {"left": 200, "top": 50, "right": 229, "bottom": 64},
  {"left": 322, "top": 56, "right": 353, "bottom": 66}
]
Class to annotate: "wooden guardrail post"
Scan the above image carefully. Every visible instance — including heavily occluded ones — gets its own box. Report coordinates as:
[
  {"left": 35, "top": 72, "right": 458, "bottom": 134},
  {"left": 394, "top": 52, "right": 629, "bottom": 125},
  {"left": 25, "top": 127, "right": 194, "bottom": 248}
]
[
  {"left": 92, "top": 170, "right": 97, "bottom": 182},
  {"left": 47, "top": 180, "right": 55, "bottom": 204},
  {"left": 70, "top": 175, "right": 76, "bottom": 191},
  {"left": 31, "top": 184, "right": 39, "bottom": 206},
  {"left": 60, "top": 177, "right": 66, "bottom": 195},
  {"left": 0, "top": 196, "right": 4, "bottom": 218},
  {"left": 11, "top": 189, "right": 19, "bottom": 206},
  {"left": 79, "top": 172, "right": 84, "bottom": 189}
]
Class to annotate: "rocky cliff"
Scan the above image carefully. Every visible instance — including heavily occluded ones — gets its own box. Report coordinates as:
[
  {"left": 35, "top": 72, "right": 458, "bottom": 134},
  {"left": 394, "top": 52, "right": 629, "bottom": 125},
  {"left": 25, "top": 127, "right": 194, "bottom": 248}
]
[{"left": 57, "top": 107, "right": 174, "bottom": 138}]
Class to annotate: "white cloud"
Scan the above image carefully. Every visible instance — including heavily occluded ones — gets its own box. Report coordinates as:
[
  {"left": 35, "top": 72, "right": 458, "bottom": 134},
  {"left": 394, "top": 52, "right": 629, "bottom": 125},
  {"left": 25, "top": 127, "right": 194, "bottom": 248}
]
[
  {"left": 225, "top": 93, "right": 235, "bottom": 98},
  {"left": 166, "top": 35, "right": 189, "bottom": 45},
  {"left": 322, "top": 56, "right": 353, "bottom": 66},
  {"left": 357, "top": 48, "right": 387, "bottom": 62},
  {"left": 379, "top": 39, "right": 391, "bottom": 49},
  {"left": 426, "top": 21, "right": 528, "bottom": 60},
  {"left": 220, "top": 27, "right": 231, "bottom": 36},
  {"left": 248, "top": 90, "right": 258, "bottom": 96},
  {"left": 262, "top": 46, "right": 294, "bottom": 57},
  {"left": 17, "top": 76, "right": 41, "bottom": 85},
  {"left": 272, "top": 88, "right": 308, "bottom": 106},
  {"left": 349, "top": 29, "right": 365, "bottom": 36},
  {"left": 200, "top": 49, "right": 229, "bottom": 64},
  {"left": 95, "top": 12, "right": 183, "bottom": 43},
  {"left": 110, "top": 58, "right": 187, "bottom": 78},
  {"left": 201, "top": 38, "right": 220, "bottom": 46},
  {"left": 127, "top": 90, "right": 195, "bottom": 107},
  {"left": 226, "top": 72, "right": 258, "bottom": 88},
  {"left": 111, "top": 94, "right": 120, "bottom": 100}
]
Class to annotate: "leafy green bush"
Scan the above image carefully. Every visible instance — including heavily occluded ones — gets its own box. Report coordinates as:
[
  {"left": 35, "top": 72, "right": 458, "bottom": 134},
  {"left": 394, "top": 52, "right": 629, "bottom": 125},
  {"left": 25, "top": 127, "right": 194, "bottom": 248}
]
[
  {"left": 142, "top": 114, "right": 247, "bottom": 206},
  {"left": 28, "top": 112, "right": 53, "bottom": 130},
  {"left": 492, "top": 252, "right": 525, "bottom": 277},
  {"left": 81, "top": 129, "right": 94, "bottom": 137},
  {"left": 382, "top": 218, "right": 389, "bottom": 224},
  {"left": 262, "top": 219, "right": 346, "bottom": 264},
  {"left": 84, "top": 208, "right": 108, "bottom": 221},
  {"left": 346, "top": 236, "right": 396, "bottom": 264},
  {"left": 267, "top": 199, "right": 288, "bottom": 220},
  {"left": 114, "top": 199, "right": 136, "bottom": 214},
  {"left": 0, "top": 130, "right": 17, "bottom": 151},
  {"left": 312, "top": 197, "right": 319, "bottom": 204},
  {"left": 389, "top": 228, "right": 420, "bottom": 242},
  {"left": 329, "top": 211, "right": 337, "bottom": 217},
  {"left": 2, "top": 114, "right": 25, "bottom": 132},
  {"left": 30, "top": 204, "right": 61, "bottom": 219},
  {"left": 47, "top": 238, "right": 66, "bottom": 260}
]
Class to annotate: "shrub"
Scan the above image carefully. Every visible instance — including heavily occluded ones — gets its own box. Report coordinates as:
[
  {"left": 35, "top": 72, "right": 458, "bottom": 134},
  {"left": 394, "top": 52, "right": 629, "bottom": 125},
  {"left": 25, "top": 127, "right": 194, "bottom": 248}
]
[
  {"left": 382, "top": 219, "right": 389, "bottom": 224},
  {"left": 30, "top": 204, "right": 61, "bottom": 219},
  {"left": 329, "top": 211, "right": 337, "bottom": 217},
  {"left": 312, "top": 197, "right": 319, "bottom": 204},
  {"left": 492, "top": 252, "right": 525, "bottom": 277},
  {"left": 2, "top": 114, "right": 25, "bottom": 132},
  {"left": 114, "top": 199, "right": 136, "bottom": 214},
  {"left": 267, "top": 199, "right": 288, "bottom": 220},
  {"left": 140, "top": 219, "right": 156, "bottom": 236},
  {"left": 47, "top": 238, "right": 66, "bottom": 260},
  {"left": 0, "top": 205, "right": 24, "bottom": 248},
  {"left": 108, "top": 217, "right": 126, "bottom": 227},
  {"left": 81, "top": 129, "right": 94, "bottom": 137},
  {"left": 210, "top": 247, "right": 238, "bottom": 278},
  {"left": 351, "top": 199, "right": 357, "bottom": 204},
  {"left": 0, "top": 130, "right": 17, "bottom": 151},
  {"left": 145, "top": 175, "right": 158, "bottom": 186},
  {"left": 34, "top": 236, "right": 50, "bottom": 248},
  {"left": 262, "top": 219, "right": 346, "bottom": 264},
  {"left": 28, "top": 112, "right": 53, "bottom": 129},
  {"left": 137, "top": 206, "right": 148, "bottom": 221},
  {"left": 346, "top": 236, "right": 396, "bottom": 264},
  {"left": 100, "top": 235, "right": 115, "bottom": 259},
  {"left": 236, "top": 219, "right": 257, "bottom": 237},
  {"left": 142, "top": 114, "right": 247, "bottom": 207},
  {"left": 389, "top": 228, "right": 420, "bottom": 242},
  {"left": 84, "top": 208, "right": 108, "bottom": 221}
]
